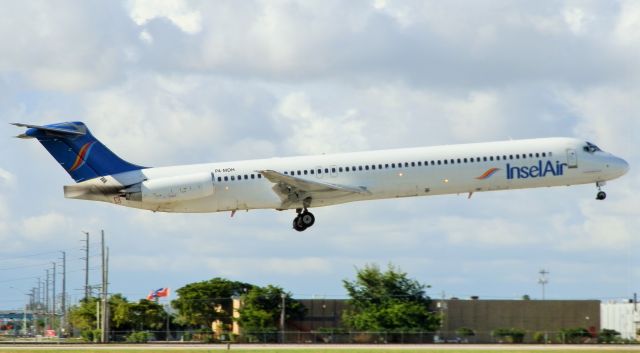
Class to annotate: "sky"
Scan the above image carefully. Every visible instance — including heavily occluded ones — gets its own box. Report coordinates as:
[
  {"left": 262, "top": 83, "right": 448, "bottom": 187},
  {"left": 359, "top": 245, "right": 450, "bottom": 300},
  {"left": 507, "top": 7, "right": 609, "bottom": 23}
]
[{"left": 0, "top": 0, "right": 639, "bottom": 311}]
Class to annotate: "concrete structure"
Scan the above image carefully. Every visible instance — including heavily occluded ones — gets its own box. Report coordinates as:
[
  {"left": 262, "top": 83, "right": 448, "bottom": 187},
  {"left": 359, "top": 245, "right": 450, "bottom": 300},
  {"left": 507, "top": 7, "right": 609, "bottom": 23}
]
[
  {"left": 227, "top": 297, "right": 603, "bottom": 343},
  {"left": 601, "top": 301, "right": 640, "bottom": 340},
  {"left": 439, "top": 299, "right": 600, "bottom": 343}
]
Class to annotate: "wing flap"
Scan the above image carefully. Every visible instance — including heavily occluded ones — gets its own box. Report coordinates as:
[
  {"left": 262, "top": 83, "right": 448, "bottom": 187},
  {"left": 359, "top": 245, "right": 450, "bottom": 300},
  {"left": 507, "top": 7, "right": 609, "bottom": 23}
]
[{"left": 259, "top": 170, "right": 369, "bottom": 194}]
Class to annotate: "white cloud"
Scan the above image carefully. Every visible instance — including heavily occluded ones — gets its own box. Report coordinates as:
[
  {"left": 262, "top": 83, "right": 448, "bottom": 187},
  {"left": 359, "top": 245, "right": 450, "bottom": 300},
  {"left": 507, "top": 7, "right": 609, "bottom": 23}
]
[
  {"left": 272, "top": 92, "right": 368, "bottom": 155},
  {"left": 21, "top": 212, "right": 72, "bottom": 241},
  {"left": 127, "top": 0, "right": 203, "bottom": 34}
]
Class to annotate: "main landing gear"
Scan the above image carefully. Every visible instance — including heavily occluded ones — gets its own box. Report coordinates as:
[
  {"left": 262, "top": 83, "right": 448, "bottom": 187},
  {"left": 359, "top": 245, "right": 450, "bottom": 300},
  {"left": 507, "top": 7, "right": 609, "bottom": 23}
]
[
  {"left": 293, "top": 208, "right": 315, "bottom": 232},
  {"left": 596, "top": 181, "right": 607, "bottom": 200}
]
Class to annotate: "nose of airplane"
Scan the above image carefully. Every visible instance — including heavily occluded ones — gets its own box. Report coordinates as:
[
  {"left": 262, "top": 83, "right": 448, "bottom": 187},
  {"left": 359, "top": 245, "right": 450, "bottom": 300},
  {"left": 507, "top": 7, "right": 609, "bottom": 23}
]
[{"left": 611, "top": 156, "right": 630, "bottom": 177}]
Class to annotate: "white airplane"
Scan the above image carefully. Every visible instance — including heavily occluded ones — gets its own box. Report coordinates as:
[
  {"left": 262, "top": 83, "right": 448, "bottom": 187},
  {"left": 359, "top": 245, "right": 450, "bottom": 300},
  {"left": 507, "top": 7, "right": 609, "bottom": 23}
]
[{"left": 14, "top": 122, "right": 629, "bottom": 231}]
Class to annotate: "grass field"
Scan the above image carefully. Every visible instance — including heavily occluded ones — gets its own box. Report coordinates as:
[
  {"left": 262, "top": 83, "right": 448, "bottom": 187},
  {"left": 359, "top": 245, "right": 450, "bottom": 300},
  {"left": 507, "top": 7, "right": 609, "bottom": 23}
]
[{"left": 1, "top": 348, "right": 639, "bottom": 353}]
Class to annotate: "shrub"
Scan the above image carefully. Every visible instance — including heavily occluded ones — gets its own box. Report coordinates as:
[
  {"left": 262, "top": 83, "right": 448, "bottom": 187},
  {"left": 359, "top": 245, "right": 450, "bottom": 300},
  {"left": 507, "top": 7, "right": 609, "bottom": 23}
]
[
  {"left": 492, "top": 328, "right": 526, "bottom": 343},
  {"left": 557, "top": 327, "right": 591, "bottom": 344},
  {"left": 532, "top": 331, "right": 546, "bottom": 343},
  {"left": 598, "top": 328, "right": 621, "bottom": 343},
  {"left": 125, "top": 331, "right": 150, "bottom": 343},
  {"left": 80, "top": 329, "right": 101, "bottom": 343}
]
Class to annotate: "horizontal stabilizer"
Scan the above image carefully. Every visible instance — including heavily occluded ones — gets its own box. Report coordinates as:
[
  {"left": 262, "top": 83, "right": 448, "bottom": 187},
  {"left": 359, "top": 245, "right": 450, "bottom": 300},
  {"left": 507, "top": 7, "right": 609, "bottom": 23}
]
[{"left": 12, "top": 122, "right": 86, "bottom": 138}]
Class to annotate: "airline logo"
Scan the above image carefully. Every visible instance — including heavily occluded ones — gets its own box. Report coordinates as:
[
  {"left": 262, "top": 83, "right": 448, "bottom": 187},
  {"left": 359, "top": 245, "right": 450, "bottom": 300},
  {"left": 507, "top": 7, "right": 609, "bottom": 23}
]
[
  {"left": 507, "top": 160, "right": 566, "bottom": 180},
  {"left": 68, "top": 141, "right": 96, "bottom": 172},
  {"left": 476, "top": 167, "right": 500, "bottom": 180}
]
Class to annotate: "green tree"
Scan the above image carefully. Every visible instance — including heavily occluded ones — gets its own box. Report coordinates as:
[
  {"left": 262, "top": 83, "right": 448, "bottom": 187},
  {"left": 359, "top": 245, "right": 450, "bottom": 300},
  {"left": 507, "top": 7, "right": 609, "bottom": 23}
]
[
  {"left": 130, "top": 299, "right": 167, "bottom": 331},
  {"left": 109, "top": 294, "right": 132, "bottom": 331},
  {"left": 68, "top": 297, "right": 100, "bottom": 332},
  {"left": 237, "top": 285, "right": 305, "bottom": 333},
  {"left": 171, "top": 278, "right": 253, "bottom": 329},
  {"left": 342, "top": 263, "right": 440, "bottom": 333}
]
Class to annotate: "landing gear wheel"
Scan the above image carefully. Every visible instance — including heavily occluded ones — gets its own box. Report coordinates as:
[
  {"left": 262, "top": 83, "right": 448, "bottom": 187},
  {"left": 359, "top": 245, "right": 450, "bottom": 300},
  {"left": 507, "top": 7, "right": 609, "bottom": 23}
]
[
  {"left": 596, "top": 191, "right": 606, "bottom": 200},
  {"left": 300, "top": 211, "right": 315, "bottom": 227},
  {"left": 293, "top": 216, "right": 307, "bottom": 232}
]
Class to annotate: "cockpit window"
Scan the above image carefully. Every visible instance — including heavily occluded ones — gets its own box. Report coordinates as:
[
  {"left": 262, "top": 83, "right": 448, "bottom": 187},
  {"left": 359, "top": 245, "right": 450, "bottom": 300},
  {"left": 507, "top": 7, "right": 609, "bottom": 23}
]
[{"left": 583, "top": 142, "right": 602, "bottom": 153}]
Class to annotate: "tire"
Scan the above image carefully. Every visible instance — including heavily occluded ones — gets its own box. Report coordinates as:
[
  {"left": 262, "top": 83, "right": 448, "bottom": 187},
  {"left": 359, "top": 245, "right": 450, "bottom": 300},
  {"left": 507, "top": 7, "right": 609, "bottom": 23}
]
[
  {"left": 300, "top": 212, "right": 315, "bottom": 227},
  {"left": 597, "top": 191, "right": 606, "bottom": 200},
  {"left": 293, "top": 216, "right": 307, "bottom": 232}
]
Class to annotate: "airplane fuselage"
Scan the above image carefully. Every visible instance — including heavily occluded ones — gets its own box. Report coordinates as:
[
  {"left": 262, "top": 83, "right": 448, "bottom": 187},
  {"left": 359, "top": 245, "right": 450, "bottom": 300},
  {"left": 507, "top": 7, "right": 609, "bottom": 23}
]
[{"left": 65, "top": 137, "right": 628, "bottom": 216}]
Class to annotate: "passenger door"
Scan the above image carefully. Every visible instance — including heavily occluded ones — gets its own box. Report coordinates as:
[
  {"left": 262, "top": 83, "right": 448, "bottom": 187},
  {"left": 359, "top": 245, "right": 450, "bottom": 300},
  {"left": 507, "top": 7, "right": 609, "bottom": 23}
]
[{"left": 566, "top": 149, "right": 578, "bottom": 168}]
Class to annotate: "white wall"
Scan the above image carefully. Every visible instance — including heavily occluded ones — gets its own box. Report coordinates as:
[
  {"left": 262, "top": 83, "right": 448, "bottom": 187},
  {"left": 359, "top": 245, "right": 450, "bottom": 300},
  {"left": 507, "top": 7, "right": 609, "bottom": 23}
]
[{"left": 601, "top": 301, "right": 639, "bottom": 340}]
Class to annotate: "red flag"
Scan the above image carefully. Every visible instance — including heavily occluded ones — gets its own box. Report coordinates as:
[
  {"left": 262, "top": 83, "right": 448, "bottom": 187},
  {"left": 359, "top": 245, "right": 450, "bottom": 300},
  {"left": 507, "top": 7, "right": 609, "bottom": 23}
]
[{"left": 146, "top": 287, "right": 170, "bottom": 300}]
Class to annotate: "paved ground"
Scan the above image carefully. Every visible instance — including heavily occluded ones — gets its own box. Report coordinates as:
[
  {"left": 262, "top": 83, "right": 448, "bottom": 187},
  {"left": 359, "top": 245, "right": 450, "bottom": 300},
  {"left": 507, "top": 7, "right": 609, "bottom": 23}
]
[{"left": 1, "top": 344, "right": 639, "bottom": 351}]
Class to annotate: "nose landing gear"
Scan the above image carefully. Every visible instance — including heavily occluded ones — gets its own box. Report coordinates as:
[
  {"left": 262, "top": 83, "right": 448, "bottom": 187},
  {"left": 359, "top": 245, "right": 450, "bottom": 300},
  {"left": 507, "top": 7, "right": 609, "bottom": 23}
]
[
  {"left": 293, "top": 208, "right": 315, "bottom": 232},
  {"left": 596, "top": 181, "right": 607, "bottom": 200}
]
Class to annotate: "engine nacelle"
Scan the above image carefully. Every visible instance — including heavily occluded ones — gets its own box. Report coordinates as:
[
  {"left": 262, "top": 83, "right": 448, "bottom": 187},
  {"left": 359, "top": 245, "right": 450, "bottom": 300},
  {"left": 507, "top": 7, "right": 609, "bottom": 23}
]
[{"left": 125, "top": 173, "right": 214, "bottom": 203}]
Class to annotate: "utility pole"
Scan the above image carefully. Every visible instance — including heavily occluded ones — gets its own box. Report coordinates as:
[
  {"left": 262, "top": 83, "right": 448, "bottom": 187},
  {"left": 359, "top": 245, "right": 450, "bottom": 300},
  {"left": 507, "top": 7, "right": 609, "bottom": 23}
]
[
  {"left": 81, "top": 231, "right": 90, "bottom": 301},
  {"left": 538, "top": 269, "right": 549, "bottom": 300},
  {"left": 100, "top": 230, "right": 109, "bottom": 343},
  {"left": 60, "top": 251, "right": 66, "bottom": 336},
  {"left": 51, "top": 262, "right": 56, "bottom": 332},
  {"left": 45, "top": 269, "right": 49, "bottom": 330}
]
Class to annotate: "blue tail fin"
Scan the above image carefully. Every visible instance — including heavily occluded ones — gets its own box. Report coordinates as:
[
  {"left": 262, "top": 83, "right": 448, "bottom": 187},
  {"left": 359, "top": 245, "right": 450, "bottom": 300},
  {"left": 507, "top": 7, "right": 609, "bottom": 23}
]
[{"left": 14, "top": 121, "right": 145, "bottom": 182}]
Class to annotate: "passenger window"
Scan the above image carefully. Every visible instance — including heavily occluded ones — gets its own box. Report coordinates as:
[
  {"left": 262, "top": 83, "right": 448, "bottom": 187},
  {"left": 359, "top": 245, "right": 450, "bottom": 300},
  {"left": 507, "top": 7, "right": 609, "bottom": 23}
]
[
  {"left": 431, "top": 161, "right": 435, "bottom": 165},
  {"left": 231, "top": 176, "right": 235, "bottom": 181},
  {"left": 463, "top": 158, "right": 468, "bottom": 163},
  {"left": 437, "top": 160, "right": 441, "bottom": 165},
  {"left": 542, "top": 153, "right": 546, "bottom": 157},
  {"left": 470, "top": 157, "right": 475, "bottom": 162},
  {"left": 310, "top": 170, "right": 314, "bottom": 174},
  {"left": 450, "top": 159, "right": 455, "bottom": 164},
  {"left": 496, "top": 156, "right": 500, "bottom": 161},
  {"left": 385, "top": 163, "right": 389, "bottom": 168},
  {"left": 251, "top": 174, "right": 255, "bottom": 179},
  {"left": 224, "top": 176, "right": 228, "bottom": 181},
  {"left": 444, "top": 160, "right": 448, "bottom": 165},
  {"left": 378, "top": 164, "right": 383, "bottom": 169},
  {"left": 317, "top": 169, "right": 322, "bottom": 174},
  {"left": 339, "top": 167, "right": 343, "bottom": 172},
  {"left": 391, "top": 163, "right": 396, "bottom": 168},
  {"left": 535, "top": 153, "right": 540, "bottom": 158},
  {"left": 549, "top": 152, "right": 553, "bottom": 156},
  {"left": 404, "top": 162, "right": 409, "bottom": 167},
  {"left": 411, "top": 162, "right": 415, "bottom": 167},
  {"left": 417, "top": 161, "right": 422, "bottom": 166},
  {"left": 509, "top": 155, "right": 513, "bottom": 160},
  {"left": 490, "top": 156, "right": 494, "bottom": 161},
  {"left": 284, "top": 171, "right": 288, "bottom": 175},
  {"left": 238, "top": 175, "right": 242, "bottom": 180},
  {"left": 331, "top": 168, "right": 336, "bottom": 173},
  {"left": 304, "top": 170, "right": 308, "bottom": 175},
  {"left": 365, "top": 165, "right": 370, "bottom": 170},
  {"left": 456, "top": 159, "right": 461, "bottom": 164},
  {"left": 244, "top": 175, "right": 248, "bottom": 179},
  {"left": 325, "top": 168, "right": 329, "bottom": 173},
  {"left": 346, "top": 167, "right": 350, "bottom": 172},
  {"left": 529, "top": 153, "right": 533, "bottom": 158},
  {"left": 258, "top": 174, "right": 262, "bottom": 178},
  {"left": 352, "top": 166, "right": 356, "bottom": 171},
  {"left": 217, "top": 177, "right": 222, "bottom": 182},
  {"left": 358, "top": 166, "right": 363, "bottom": 171}
]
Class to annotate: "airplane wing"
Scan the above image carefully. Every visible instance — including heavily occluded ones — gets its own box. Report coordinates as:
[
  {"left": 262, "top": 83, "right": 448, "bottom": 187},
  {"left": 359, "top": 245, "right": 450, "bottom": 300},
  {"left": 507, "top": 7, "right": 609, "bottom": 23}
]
[{"left": 259, "top": 169, "right": 369, "bottom": 208}]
